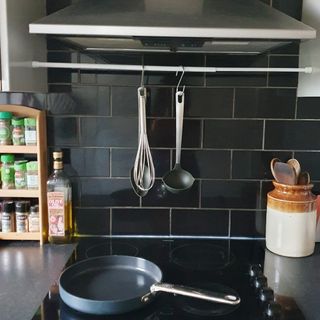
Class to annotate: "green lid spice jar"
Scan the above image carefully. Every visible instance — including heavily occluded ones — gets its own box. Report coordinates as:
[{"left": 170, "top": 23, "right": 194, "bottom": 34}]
[
  {"left": 1, "top": 154, "right": 15, "bottom": 189},
  {"left": 14, "top": 161, "right": 27, "bottom": 189},
  {"left": 12, "top": 117, "right": 25, "bottom": 145},
  {"left": 26, "top": 161, "right": 38, "bottom": 190},
  {"left": 0, "top": 112, "right": 12, "bottom": 145},
  {"left": 24, "top": 118, "right": 37, "bottom": 146}
]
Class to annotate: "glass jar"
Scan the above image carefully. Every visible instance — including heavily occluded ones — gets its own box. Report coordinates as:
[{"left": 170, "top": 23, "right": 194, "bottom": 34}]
[
  {"left": 1, "top": 154, "right": 15, "bottom": 189},
  {"left": 14, "top": 161, "right": 27, "bottom": 189},
  {"left": 12, "top": 117, "right": 25, "bottom": 145},
  {"left": 15, "top": 201, "right": 30, "bottom": 233},
  {"left": 2, "top": 201, "right": 15, "bottom": 232},
  {"left": 29, "top": 205, "right": 40, "bottom": 232},
  {"left": 266, "top": 181, "right": 317, "bottom": 257},
  {"left": 24, "top": 118, "right": 37, "bottom": 145},
  {"left": 0, "top": 111, "right": 12, "bottom": 145},
  {"left": 26, "top": 161, "right": 38, "bottom": 189}
]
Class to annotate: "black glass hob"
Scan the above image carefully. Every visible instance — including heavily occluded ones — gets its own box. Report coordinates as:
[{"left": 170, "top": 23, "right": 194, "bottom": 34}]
[{"left": 31, "top": 238, "right": 306, "bottom": 320}]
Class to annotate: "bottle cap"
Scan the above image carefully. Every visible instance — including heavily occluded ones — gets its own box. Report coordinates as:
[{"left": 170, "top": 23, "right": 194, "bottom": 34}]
[
  {"left": 24, "top": 118, "right": 36, "bottom": 126},
  {"left": 53, "top": 151, "right": 63, "bottom": 160},
  {"left": 12, "top": 117, "right": 24, "bottom": 126},
  {"left": 0, "top": 112, "right": 13, "bottom": 119},
  {"left": 2, "top": 201, "right": 14, "bottom": 213},
  {"left": 15, "top": 201, "right": 30, "bottom": 213},
  {"left": 1, "top": 154, "right": 15, "bottom": 163},
  {"left": 53, "top": 160, "right": 63, "bottom": 170},
  {"left": 14, "top": 161, "right": 27, "bottom": 171},
  {"left": 30, "top": 205, "right": 39, "bottom": 213},
  {"left": 26, "top": 161, "right": 38, "bottom": 171}
]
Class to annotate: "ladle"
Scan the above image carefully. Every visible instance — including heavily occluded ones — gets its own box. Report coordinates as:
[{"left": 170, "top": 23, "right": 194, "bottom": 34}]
[{"left": 163, "top": 91, "right": 195, "bottom": 193}]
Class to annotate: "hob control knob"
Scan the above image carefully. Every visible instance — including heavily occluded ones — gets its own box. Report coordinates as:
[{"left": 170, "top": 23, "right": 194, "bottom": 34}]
[
  {"left": 249, "top": 264, "right": 263, "bottom": 277},
  {"left": 264, "top": 301, "right": 282, "bottom": 319},
  {"left": 259, "top": 287, "right": 274, "bottom": 303},
  {"left": 253, "top": 275, "right": 268, "bottom": 290}
]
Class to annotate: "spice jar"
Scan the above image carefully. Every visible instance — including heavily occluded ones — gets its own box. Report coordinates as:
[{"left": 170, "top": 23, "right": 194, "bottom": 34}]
[
  {"left": 24, "top": 118, "right": 37, "bottom": 145},
  {"left": 2, "top": 201, "right": 15, "bottom": 232},
  {"left": 15, "top": 201, "right": 30, "bottom": 233},
  {"left": 0, "top": 111, "right": 12, "bottom": 145},
  {"left": 1, "top": 154, "right": 15, "bottom": 189},
  {"left": 29, "top": 205, "right": 40, "bottom": 232},
  {"left": 12, "top": 117, "right": 25, "bottom": 145},
  {"left": 14, "top": 161, "right": 27, "bottom": 189},
  {"left": 26, "top": 161, "right": 38, "bottom": 189},
  {"left": 266, "top": 181, "right": 317, "bottom": 257}
]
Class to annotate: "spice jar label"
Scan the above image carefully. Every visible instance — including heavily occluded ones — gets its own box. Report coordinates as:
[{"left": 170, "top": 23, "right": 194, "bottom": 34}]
[{"left": 48, "top": 192, "right": 65, "bottom": 236}]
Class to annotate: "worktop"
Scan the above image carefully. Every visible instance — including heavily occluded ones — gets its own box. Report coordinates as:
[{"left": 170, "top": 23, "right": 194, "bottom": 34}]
[{"left": 0, "top": 241, "right": 75, "bottom": 320}]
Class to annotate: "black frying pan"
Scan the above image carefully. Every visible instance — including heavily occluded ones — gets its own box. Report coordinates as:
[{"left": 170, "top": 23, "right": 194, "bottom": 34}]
[{"left": 59, "top": 255, "right": 240, "bottom": 315}]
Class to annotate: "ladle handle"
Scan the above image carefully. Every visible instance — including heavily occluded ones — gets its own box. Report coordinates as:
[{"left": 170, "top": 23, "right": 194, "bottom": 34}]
[
  {"left": 175, "top": 91, "right": 184, "bottom": 165},
  {"left": 150, "top": 283, "right": 240, "bottom": 306}
]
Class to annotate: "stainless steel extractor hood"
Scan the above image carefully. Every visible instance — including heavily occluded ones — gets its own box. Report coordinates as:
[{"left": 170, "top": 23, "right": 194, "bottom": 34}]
[{"left": 29, "top": 0, "right": 316, "bottom": 54}]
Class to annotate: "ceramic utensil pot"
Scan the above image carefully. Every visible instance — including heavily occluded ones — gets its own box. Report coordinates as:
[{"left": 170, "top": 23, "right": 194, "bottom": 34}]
[{"left": 266, "top": 181, "right": 317, "bottom": 257}]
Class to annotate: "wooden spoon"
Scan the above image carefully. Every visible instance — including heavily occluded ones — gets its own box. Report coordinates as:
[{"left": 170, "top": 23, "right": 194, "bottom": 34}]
[
  {"left": 298, "top": 171, "right": 310, "bottom": 185},
  {"left": 273, "top": 162, "right": 296, "bottom": 185},
  {"left": 270, "top": 158, "right": 280, "bottom": 181},
  {"left": 287, "top": 158, "right": 301, "bottom": 184}
]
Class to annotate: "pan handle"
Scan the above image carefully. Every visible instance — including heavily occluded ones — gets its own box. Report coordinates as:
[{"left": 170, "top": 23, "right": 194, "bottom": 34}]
[{"left": 150, "top": 283, "right": 240, "bottom": 305}]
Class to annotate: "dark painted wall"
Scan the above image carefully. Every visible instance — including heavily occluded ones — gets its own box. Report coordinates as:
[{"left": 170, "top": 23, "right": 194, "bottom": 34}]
[{"left": 2, "top": 0, "right": 319, "bottom": 238}]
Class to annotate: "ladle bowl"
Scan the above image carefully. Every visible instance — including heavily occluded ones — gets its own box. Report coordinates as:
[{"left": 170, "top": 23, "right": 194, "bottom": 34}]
[{"left": 163, "top": 164, "right": 195, "bottom": 194}]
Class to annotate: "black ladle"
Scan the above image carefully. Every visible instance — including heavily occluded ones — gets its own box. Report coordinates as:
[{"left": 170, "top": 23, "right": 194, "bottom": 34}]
[{"left": 163, "top": 91, "right": 195, "bottom": 193}]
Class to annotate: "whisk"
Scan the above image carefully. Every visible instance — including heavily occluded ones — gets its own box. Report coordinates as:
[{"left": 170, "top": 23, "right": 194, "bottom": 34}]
[{"left": 132, "top": 87, "right": 155, "bottom": 195}]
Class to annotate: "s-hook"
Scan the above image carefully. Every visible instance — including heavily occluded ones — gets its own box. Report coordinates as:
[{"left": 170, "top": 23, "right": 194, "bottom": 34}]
[{"left": 176, "top": 66, "right": 185, "bottom": 94}]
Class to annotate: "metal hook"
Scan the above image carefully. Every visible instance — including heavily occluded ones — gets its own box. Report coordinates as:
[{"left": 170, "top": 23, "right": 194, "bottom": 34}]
[{"left": 176, "top": 66, "right": 185, "bottom": 93}]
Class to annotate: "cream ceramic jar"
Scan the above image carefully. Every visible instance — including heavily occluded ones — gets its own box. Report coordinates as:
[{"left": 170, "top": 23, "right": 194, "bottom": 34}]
[{"left": 266, "top": 181, "right": 317, "bottom": 257}]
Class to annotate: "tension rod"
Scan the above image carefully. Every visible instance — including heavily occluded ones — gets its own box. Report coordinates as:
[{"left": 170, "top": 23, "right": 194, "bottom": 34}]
[{"left": 32, "top": 61, "right": 313, "bottom": 74}]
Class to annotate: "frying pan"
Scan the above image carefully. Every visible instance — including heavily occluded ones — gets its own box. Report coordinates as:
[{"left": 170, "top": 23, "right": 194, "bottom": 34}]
[{"left": 59, "top": 255, "right": 240, "bottom": 315}]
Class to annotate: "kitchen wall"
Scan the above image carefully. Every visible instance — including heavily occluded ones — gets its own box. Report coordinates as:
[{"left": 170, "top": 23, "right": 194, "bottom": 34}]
[{"left": 1, "top": 0, "right": 320, "bottom": 238}]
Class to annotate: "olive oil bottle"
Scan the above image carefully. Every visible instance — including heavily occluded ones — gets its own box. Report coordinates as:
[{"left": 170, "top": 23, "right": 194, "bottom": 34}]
[{"left": 47, "top": 151, "right": 73, "bottom": 244}]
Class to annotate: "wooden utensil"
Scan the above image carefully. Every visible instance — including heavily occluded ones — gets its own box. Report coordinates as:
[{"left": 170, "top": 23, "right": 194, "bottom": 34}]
[
  {"left": 287, "top": 158, "right": 301, "bottom": 184},
  {"left": 273, "top": 162, "right": 296, "bottom": 185},
  {"left": 270, "top": 158, "right": 280, "bottom": 181},
  {"left": 298, "top": 171, "right": 310, "bottom": 185}
]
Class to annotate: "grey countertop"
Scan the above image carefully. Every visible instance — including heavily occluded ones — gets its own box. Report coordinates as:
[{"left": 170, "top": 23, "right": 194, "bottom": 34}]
[{"left": 0, "top": 241, "right": 75, "bottom": 320}]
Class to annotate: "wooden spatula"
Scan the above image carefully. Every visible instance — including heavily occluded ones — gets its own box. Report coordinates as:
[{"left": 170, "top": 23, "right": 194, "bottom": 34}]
[{"left": 273, "top": 162, "right": 296, "bottom": 185}]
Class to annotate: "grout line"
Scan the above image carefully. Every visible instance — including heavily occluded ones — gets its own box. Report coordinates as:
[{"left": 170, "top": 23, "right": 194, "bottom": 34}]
[
  {"left": 262, "top": 119, "right": 266, "bottom": 150},
  {"left": 204, "top": 54, "right": 207, "bottom": 87},
  {"left": 228, "top": 210, "right": 232, "bottom": 237},
  {"left": 200, "top": 119, "right": 204, "bottom": 149},
  {"left": 109, "top": 148, "right": 112, "bottom": 177},
  {"left": 109, "top": 208, "right": 113, "bottom": 236},
  {"left": 232, "top": 88, "right": 236, "bottom": 118},
  {"left": 230, "top": 150, "right": 233, "bottom": 179},
  {"left": 169, "top": 208, "right": 172, "bottom": 236},
  {"left": 294, "top": 93, "right": 298, "bottom": 119},
  {"left": 259, "top": 180, "right": 263, "bottom": 209}
]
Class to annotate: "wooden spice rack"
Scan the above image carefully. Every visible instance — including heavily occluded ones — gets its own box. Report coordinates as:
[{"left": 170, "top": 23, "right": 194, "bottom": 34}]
[{"left": 0, "top": 105, "right": 48, "bottom": 245}]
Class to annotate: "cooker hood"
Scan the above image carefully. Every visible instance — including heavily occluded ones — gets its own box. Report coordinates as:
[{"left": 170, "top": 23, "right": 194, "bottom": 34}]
[{"left": 29, "top": 0, "right": 316, "bottom": 54}]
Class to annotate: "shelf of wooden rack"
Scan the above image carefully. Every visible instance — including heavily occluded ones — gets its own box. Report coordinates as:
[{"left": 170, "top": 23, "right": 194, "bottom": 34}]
[
  {"left": 0, "top": 232, "right": 41, "bottom": 240},
  {"left": 0, "top": 105, "right": 48, "bottom": 245},
  {"left": 0, "top": 145, "right": 37, "bottom": 154}
]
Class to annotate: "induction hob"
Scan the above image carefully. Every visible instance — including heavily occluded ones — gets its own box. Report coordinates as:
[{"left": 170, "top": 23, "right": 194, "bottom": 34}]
[{"left": 31, "top": 238, "right": 305, "bottom": 320}]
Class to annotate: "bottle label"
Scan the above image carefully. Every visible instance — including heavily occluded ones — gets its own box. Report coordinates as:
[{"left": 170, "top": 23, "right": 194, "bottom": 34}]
[
  {"left": 27, "top": 174, "right": 39, "bottom": 189},
  {"left": 25, "top": 130, "right": 37, "bottom": 145},
  {"left": 48, "top": 192, "right": 65, "bottom": 236}
]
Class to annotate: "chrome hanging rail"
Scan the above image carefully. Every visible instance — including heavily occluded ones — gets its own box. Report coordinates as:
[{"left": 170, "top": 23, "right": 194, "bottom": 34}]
[{"left": 32, "top": 61, "right": 313, "bottom": 74}]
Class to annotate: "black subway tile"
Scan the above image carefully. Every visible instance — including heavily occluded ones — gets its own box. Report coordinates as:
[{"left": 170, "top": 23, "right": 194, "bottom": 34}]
[
  {"left": 231, "top": 211, "right": 265, "bottom": 237},
  {"left": 202, "top": 180, "right": 260, "bottom": 209},
  {"left": 180, "top": 150, "right": 230, "bottom": 179},
  {"left": 112, "top": 209, "right": 169, "bottom": 235},
  {"left": 111, "top": 149, "right": 170, "bottom": 178},
  {"left": 142, "top": 180, "right": 200, "bottom": 208},
  {"left": 171, "top": 209, "right": 229, "bottom": 236},
  {"left": 80, "top": 178, "right": 139, "bottom": 207},
  {"left": 0, "top": 93, "right": 46, "bottom": 110},
  {"left": 235, "top": 88, "right": 296, "bottom": 118},
  {"left": 184, "top": 88, "right": 233, "bottom": 118},
  {"left": 272, "top": 0, "right": 302, "bottom": 20},
  {"left": 265, "top": 120, "right": 320, "bottom": 150},
  {"left": 80, "top": 117, "right": 138, "bottom": 147},
  {"left": 232, "top": 151, "right": 292, "bottom": 179},
  {"left": 268, "top": 56, "right": 299, "bottom": 87},
  {"left": 261, "top": 181, "right": 274, "bottom": 209},
  {"left": 75, "top": 208, "right": 110, "bottom": 235},
  {"left": 294, "top": 152, "right": 320, "bottom": 180},
  {"left": 148, "top": 119, "right": 201, "bottom": 148},
  {"left": 47, "top": 117, "right": 79, "bottom": 146},
  {"left": 204, "top": 120, "right": 263, "bottom": 149},
  {"left": 206, "top": 54, "right": 268, "bottom": 87},
  {"left": 112, "top": 87, "right": 172, "bottom": 117},
  {"left": 297, "top": 97, "right": 320, "bottom": 119}
]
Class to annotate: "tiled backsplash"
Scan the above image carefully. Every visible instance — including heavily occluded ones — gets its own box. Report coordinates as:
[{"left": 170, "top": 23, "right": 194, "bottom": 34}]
[{"left": 1, "top": 0, "right": 319, "bottom": 238}]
